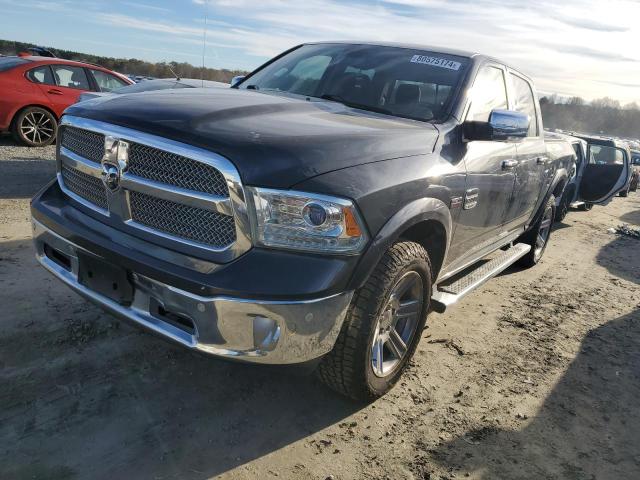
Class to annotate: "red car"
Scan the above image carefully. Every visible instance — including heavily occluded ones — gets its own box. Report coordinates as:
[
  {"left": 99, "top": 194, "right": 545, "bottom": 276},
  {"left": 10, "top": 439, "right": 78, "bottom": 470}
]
[{"left": 0, "top": 56, "right": 133, "bottom": 146}]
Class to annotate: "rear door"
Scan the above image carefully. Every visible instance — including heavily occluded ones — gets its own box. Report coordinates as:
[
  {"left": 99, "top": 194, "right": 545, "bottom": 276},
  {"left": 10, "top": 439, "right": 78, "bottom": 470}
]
[
  {"left": 502, "top": 71, "right": 547, "bottom": 228},
  {"left": 577, "top": 143, "right": 631, "bottom": 204},
  {"left": 39, "top": 64, "right": 92, "bottom": 117}
]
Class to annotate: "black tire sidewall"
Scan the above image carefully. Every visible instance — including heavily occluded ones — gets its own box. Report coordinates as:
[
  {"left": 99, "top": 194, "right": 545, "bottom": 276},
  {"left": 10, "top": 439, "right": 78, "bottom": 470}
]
[
  {"left": 14, "top": 107, "right": 57, "bottom": 147},
  {"left": 363, "top": 254, "right": 431, "bottom": 397}
]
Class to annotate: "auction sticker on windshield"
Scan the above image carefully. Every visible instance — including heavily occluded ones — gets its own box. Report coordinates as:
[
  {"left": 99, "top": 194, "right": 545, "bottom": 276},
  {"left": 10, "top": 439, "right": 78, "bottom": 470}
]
[{"left": 410, "top": 55, "right": 461, "bottom": 70}]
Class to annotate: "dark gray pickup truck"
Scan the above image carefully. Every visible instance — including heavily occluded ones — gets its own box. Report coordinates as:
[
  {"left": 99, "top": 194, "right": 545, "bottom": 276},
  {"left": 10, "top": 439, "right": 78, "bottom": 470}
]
[{"left": 31, "top": 42, "right": 629, "bottom": 400}]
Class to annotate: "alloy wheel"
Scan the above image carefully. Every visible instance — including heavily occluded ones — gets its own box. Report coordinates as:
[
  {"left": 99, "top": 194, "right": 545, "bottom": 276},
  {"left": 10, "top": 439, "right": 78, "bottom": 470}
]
[
  {"left": 20, "top": 111, "right": 54, "bottom": 145},
  {"left": 534, "top": 205, "right": 553, "bottom": 260},
  {"left": 371, "top": 271, "right": 423, "bottom": 378}
]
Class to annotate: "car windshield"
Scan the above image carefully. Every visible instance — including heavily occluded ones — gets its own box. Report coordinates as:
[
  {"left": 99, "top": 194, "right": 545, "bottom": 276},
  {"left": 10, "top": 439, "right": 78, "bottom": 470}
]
[
  {"left": 239, "top": 43, "right": 469, "bottom": 122},
  {"left": 0, "top": 57, "right": 30, "bottom": 72},
  {"left": 112, "top": 80, "right": 190, "bottom": 94}
]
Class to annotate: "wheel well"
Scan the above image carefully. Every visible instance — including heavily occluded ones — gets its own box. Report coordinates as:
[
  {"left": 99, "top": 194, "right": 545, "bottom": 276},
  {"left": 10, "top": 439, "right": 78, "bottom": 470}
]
[
  {"left": 552, "top": 178, "right": 567, "bottom": 199},
  {"left": 400, "top": 220, "right": 447, "bottom": 281},
  {"left": 10, "top": 104, "right": 59, "bottom": 130}
]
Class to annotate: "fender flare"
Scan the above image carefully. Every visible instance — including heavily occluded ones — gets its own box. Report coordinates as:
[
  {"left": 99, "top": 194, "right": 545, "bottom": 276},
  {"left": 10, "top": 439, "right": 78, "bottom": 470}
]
[
  {"left": 529, "top": 168, "right": 567, "bottom": 227},
  {"left": 348, "top": 197, "right": 452, "bottom": 290}
]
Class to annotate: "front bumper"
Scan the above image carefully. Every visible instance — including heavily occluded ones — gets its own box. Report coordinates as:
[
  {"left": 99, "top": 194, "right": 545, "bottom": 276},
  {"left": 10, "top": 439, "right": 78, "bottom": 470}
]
[{"left": 33, "top": 219, "right": 353, "bottom": 364}]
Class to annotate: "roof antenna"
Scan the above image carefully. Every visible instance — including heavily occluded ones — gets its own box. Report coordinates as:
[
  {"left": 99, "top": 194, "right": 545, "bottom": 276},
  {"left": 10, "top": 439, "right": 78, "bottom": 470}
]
[
  {"left": 168, "top": 66, "right": 180, "bottom": 81},
  {"left": 201, "top": 0, "right": 208, "bottom": 87}
]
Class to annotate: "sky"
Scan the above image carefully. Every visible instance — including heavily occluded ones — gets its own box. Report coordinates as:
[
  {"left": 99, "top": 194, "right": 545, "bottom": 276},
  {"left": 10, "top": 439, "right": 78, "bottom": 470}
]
[{"left": 1, "top": 0, "right": 639, "bottom": 103}]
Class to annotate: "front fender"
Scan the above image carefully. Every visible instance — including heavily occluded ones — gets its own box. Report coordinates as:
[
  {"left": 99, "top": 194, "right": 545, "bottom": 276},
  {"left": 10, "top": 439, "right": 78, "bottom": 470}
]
[{"left": 348, "top": 197, "right": 452, "bottom": 290}]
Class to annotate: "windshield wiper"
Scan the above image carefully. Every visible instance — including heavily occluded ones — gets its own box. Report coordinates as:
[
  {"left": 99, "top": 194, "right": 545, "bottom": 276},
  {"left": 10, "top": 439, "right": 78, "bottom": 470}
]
[
  {"left": 245, "top": 85, "right": 259, "bottom": 90},
  {"left": 319, "top": 94, "right": 392, "bottom": 116}
]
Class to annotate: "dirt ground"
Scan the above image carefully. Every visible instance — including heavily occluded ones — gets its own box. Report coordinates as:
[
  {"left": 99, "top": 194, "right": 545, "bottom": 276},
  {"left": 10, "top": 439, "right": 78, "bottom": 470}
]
[{"left": 1, "top": 135, "right": 639, "bottom": 480}]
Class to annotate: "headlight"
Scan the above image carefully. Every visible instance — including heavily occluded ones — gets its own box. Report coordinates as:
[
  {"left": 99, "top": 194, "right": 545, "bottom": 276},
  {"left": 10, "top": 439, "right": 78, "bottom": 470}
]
[{"left": 246, "top": 187, "right": 368, "bottom": 254}]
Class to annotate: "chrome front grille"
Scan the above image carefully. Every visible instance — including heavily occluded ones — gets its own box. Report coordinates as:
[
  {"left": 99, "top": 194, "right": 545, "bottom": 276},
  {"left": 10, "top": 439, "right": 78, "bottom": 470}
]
[
  {"left": 130, "top": 191, "right": 236, "bottom": 248},
  {"left": 60, "top": 126, "right": 105, "bottom": 163},
  {"left": 128, "top": 143, "right": 229, "bottom": 196},
  {"left": 56, "top": 116, "right": 251, "bottom": 260},
  {"left": 60, "top": 165, "right": 108, "bottom": 210}
]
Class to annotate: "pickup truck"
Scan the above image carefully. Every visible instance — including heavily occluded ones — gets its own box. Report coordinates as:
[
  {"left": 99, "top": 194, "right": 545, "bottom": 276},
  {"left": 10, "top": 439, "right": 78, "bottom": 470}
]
[{"left": 30, "top": 42, "right": 630, "bottom": 401}]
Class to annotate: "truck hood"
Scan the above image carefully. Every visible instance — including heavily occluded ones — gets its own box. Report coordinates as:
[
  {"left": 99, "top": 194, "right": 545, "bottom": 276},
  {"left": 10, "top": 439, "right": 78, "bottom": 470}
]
[{"left": 65, "top": 88, "right": 439, "bottom": 188}]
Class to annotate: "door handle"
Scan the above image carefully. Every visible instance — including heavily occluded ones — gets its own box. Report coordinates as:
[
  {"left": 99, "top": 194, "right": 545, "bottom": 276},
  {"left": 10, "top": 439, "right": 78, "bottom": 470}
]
[
  {"left": 502, "top": 159, "right": 518, "bottom": 170},
  {"left": 47, "top": 89, "right": 63, "bottom": 95},
  {"left": 536, "top": 157, "right": 548, "bottom": 165}
]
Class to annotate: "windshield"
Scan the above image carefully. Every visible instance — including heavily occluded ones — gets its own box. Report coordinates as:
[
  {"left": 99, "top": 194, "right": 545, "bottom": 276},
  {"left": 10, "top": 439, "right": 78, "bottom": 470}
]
[
  {"left": 112, "top": 80, "right": 191, "bottom": 94},
  {"left": 239, "top": 43, "right": 469, "bottom": 122}
]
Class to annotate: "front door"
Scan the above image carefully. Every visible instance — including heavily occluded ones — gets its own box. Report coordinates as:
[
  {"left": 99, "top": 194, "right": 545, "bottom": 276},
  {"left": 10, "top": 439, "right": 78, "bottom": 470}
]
[
  {"left": 447, "top": 64, "right": 516, "bottom": 263},
  {"left": 578, "top": 143, "right": 631, "bottom": 204},
  {"left": 502, "top": 72, "right": 547, "bottom": 228}
]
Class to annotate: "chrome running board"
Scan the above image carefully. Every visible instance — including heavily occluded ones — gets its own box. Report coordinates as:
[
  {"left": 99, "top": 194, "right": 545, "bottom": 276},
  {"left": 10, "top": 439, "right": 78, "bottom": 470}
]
[{"left": 431, "top": 243, "right": 531, "bottom": 313}]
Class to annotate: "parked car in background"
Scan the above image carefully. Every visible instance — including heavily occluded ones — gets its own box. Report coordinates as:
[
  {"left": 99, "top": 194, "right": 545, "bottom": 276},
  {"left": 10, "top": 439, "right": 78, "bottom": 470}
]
[
  {"left": 31, "top": 42, "right": 631, "bottom": 401},
  {"left": 0, "top": 56, "right": 132, "bottom": 146},
  {"left": 574, "top": 134, "right": 634, "bottom": 198},
  {"left": 77, "top": 78, "right": 229, "bottom": 103}
]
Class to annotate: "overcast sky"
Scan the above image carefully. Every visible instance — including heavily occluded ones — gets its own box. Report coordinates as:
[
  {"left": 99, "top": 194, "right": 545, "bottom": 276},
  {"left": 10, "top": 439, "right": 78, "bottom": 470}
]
[{"left": 1, "top": 0, "right": 639, "bottom": 103}]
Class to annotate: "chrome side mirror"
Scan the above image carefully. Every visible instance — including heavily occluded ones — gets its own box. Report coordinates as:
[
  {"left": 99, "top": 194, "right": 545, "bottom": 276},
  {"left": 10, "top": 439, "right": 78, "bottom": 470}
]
[
  {"left": 230, "top": 75, "right": 246, "bottom": 88},
  {"left": 464, "top": 109, "right": 529, "bottom": 142}
]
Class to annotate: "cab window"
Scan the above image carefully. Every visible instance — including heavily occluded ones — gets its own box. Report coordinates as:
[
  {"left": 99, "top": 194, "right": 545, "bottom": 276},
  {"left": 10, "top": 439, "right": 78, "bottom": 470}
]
[
  {"left": 27, "top": 66, "right": 55, "bottom": 85},
  {"left": 510, "top": 74, "right": 538, "bottom": 136},
  {"left": 90, "top": 69, "right": 128, "bottom": 92},
  {"left": 466, "top": 66, "right": 508, "bottom": 122},
  {"left": 52, "top": 65, "right": 90, "bottom": 90}
]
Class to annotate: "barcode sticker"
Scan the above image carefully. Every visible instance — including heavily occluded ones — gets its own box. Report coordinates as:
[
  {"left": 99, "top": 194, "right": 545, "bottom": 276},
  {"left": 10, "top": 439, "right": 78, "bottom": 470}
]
[{"left": 410, "top": 55, "right": 461, "bottom": 70}]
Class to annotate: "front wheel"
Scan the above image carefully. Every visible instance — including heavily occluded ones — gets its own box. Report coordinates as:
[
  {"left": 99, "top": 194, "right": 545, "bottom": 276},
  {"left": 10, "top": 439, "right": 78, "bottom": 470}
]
[
  {"left": 12, "top": 107, "right": 57, "bottom": 147},
  {"left": 317, "top": 241, "right": 431, "bottom": 401},
  {"left": 517, "top": 195, "right": 555, "bottom": 268}
]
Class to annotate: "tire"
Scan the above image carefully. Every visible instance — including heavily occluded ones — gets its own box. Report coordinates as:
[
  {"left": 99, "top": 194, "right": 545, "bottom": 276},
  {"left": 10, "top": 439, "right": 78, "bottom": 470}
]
[
  {"left": 11, "top": 107, "right": 57, "bottom": 147},
  {"left": 579, "top": 202, "right": 593, "bottom": 211},
  {"left": 620, "top": 185, "right": 629, "bottom": 197},
  {"left": 555, "top": 188, "right": 571, "bottom": 223},
  {"left": 317, "top": 241, "right": 432, "bottom": 401},
  {"left": 517, "top": 195, "right": 555, "bottom": 268}
]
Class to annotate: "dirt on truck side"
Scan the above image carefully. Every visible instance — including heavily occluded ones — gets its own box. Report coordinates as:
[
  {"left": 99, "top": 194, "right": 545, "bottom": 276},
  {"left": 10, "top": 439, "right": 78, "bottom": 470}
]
[{"left": 0, "top": 137, "right": 639, "bottom": 480}]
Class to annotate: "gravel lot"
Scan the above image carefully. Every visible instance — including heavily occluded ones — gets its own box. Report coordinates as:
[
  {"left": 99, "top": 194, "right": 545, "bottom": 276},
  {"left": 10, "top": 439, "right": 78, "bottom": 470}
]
[{"left": 1, "top": 136, "right": 639, "bottom": 480}]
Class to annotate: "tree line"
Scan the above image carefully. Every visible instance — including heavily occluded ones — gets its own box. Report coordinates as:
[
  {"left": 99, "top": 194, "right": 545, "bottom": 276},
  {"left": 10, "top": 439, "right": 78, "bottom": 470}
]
[
  {"left": 0, "top": 39, "right": 247, "bottom": 83},
  {"left": 540, "top": 95, "right": 639, "bottom": 140}
]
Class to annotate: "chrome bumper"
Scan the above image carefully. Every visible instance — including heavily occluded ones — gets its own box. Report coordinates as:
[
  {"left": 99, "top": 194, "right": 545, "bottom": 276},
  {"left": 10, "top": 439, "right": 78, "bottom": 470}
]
[{"left": 32, "top": 219, "right": 353, "bottom": 364}]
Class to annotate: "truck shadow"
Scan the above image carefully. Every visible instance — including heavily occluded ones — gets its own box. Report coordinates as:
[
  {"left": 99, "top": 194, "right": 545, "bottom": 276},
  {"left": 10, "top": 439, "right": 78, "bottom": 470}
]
[
  {"left": 595, "top": 234, "right": 640, "bottom": 284},
  {"left": 0, "top": 238, "right": 361, "bottom": 480},
  {"left": 0, "top": 159, "right": 56, "bottom": 199},
  {"left": 429, "top": 309, "right": 640, "bottom": 479}
]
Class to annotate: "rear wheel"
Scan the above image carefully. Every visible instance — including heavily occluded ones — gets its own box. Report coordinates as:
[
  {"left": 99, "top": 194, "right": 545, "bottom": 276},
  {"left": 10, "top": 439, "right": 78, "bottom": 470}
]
[
  {"left": 619, "top": 184, "right": 630, "bottom": 197},
  {"left": 317, "top": 241, "right": 431, "bottom": 401},
  {"left": 517, "top": 195, "right": 555, "bottom": 268},
  {"left": 12, "top": 107, "right": 57, "bottom": 147},
  {"left": 555, "top": 187, "right": 572, "bottom": 223}
]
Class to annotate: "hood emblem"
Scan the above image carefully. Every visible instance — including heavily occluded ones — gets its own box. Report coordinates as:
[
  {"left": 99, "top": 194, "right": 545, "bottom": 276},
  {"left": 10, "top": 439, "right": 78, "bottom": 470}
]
[{"left": 101, "top": 135, "right": 129, "bottom": 192}]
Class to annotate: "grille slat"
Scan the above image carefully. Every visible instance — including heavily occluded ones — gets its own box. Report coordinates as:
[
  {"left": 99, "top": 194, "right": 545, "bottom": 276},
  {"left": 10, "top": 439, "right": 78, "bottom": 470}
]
[
  {"left": 61, "top": 127, "right": 105, "bottom": 163},
  {"left": 61, "top": 166, "right": 108, "bottom": 210},
  {"left": 130, "top": 191, "right": 236, "bottom": 248},
  {"left": 128, "top": 143, "right": 229, "bottom": 196}
]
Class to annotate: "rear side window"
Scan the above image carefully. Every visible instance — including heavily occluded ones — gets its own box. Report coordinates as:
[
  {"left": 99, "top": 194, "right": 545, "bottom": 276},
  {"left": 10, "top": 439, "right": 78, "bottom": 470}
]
[
  {"left": 466, "top": 66, "right": 508, "bottom": 122},
  {"left": 0, "top": 57, "right": 30, "bottom": 72},
  {"left": 510, "top": 74, "right": 538, "bottom": 137},
  {"left": 27, "top": 66, "right": 55, "bottom": 85},
  {"left": 52, "top": 65, "right": 90, "bottom": 90},
  {"left": 90, "top": 69, "right": 128, "bottom": 92}
]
